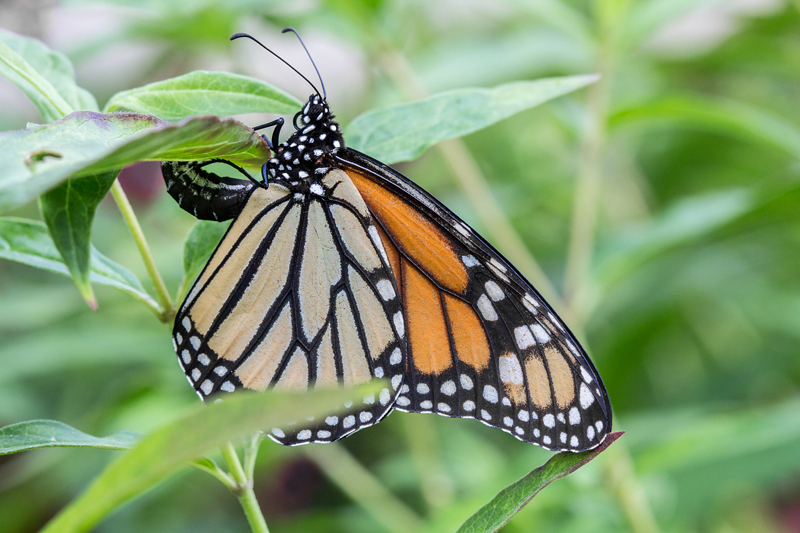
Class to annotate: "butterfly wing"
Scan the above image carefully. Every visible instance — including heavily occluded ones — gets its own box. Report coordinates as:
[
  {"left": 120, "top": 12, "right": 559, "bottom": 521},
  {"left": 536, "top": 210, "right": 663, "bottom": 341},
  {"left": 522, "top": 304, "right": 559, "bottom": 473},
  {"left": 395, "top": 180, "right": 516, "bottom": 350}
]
[
  {"left": 336, "top": 149, "right": 612, "bottom": 451},
  {"left": 173, "top": 170, "right": 406, "bottom": 445}
]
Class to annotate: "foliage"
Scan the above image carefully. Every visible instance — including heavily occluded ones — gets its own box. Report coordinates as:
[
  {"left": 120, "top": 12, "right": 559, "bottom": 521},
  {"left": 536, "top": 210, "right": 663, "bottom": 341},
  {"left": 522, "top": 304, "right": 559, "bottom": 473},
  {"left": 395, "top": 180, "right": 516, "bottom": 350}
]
[{"left": 1, "top": 1, "right": 799, "bottom": 532}]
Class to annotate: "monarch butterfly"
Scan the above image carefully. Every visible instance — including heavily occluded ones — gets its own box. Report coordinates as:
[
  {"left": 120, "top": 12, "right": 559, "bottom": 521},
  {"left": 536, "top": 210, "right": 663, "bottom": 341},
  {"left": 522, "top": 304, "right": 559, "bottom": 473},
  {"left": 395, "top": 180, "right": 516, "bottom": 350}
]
[{"left": 163, "top": 29, "right": 611, "bottom": 451}]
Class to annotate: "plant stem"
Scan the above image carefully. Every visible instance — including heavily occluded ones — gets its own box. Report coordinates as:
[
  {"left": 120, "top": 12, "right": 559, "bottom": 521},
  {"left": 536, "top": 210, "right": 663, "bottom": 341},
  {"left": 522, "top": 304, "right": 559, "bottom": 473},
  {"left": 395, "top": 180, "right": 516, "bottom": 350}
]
[
  {"left": 562, "top": 51, "right": 611, "bottom": 322},
  {"left": 110, "top": 180, "right": 175, "bottom": 321},
  {"left": 221, "top": 441, "right": 269, "bottom": 533},
  {"left": 305, "top": 442, "right": 424, "bottom": 533}
]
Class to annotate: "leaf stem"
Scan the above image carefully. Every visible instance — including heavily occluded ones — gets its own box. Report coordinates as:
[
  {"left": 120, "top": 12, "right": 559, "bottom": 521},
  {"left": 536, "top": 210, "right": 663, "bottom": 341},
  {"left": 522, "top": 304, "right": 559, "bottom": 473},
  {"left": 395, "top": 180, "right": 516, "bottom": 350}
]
[
  {"left": 109, "top": 180, "right": 175, "bottom": 322},
  {"left": 221, "top": 441, "right": 269, "bottom": 533}
]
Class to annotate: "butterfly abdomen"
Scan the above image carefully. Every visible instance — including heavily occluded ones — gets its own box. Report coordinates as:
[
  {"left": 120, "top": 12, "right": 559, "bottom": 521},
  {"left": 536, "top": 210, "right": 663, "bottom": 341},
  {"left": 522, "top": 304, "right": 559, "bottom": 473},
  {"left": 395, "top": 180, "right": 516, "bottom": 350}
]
[{"left": 162, "top": 160, "right": 254, "bottom": 221}]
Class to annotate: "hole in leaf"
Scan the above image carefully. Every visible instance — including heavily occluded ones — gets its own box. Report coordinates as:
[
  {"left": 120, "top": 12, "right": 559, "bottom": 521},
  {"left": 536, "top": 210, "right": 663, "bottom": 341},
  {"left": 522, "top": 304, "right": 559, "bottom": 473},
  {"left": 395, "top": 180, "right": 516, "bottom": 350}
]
[{"left": 25, "top": 150, "right": 63, "bottom": 167}]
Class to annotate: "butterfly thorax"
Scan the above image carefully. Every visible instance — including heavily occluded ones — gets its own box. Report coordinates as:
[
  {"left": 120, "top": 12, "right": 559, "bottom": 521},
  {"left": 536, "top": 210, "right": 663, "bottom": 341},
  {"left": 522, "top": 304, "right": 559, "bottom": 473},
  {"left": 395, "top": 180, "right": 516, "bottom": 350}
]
[{"left": 265, "top": 94, "right": 344, "bottom": 191}]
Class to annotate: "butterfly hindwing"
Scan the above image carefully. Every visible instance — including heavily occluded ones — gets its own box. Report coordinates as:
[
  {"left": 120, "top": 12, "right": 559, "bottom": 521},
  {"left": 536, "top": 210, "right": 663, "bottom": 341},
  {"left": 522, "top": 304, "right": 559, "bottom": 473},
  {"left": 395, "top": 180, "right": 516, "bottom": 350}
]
[
  {"left": 337, "top": 149, "right": 611, "bottom": 451},
  {"left": 173, "top": 170, "right": 406, "bottom": 445}
]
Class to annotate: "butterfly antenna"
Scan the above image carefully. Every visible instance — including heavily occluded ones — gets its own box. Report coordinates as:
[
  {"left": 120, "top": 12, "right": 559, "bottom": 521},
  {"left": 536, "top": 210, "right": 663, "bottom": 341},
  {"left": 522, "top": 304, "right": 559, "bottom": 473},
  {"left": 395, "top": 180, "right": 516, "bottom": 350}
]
[
  {"left": 281, "top": 27, "right": 326, "bottom": 100},
  {"left": 230, "top": 32, "right": 321, "bottom": 98}
]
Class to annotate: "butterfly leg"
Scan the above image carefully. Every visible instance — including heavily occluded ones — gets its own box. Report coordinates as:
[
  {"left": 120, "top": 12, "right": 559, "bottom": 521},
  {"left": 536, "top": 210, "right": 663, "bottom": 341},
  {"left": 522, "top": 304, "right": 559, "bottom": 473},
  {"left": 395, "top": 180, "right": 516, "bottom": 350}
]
[
  {"left": 196, "top": 159, "right": 266, "bottom": 188},
  {"left": 252, "top": 117, "right": 285, "bottom": 151}
]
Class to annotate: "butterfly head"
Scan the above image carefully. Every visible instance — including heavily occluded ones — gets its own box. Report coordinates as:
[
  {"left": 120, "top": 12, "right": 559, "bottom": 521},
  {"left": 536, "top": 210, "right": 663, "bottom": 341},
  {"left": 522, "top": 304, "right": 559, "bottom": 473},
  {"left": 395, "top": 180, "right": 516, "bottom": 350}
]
[{"left": 264, "top": 94, "right": 344, "bottom": 186}]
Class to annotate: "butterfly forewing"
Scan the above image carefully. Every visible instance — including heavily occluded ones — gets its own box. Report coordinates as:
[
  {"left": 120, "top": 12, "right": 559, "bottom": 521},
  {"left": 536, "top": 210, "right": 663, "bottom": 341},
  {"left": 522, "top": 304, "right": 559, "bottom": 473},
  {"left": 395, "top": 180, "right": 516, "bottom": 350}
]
[
  {"left": 173, "top": 171, "right": 406, "bottom": 445},
  {"left": 337, "top": 150, "right": 611, "bottom": 451}
]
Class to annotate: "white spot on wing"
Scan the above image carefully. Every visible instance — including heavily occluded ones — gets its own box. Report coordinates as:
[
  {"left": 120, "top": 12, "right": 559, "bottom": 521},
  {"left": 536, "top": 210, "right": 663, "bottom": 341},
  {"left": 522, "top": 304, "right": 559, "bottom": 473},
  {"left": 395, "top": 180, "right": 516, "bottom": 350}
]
[
  {"left": 484, "top": 280, "right": 505, "bottom": 301},
  {"left": 343, "top": 415, "right": 355, "bottom": 428},
  {"left": 569, "top": 407, "right": 580, "bottom": 424},
  {"left": 198, "top": 353, "right": 210, "bottom": 366},
  {"left": 360, "top": 412, "right": 373, "bottom": 422},
  {"left": 438, "top": 402, "right": 451, "bottom": 412},
  {"left": 514, "top": 326, "right": 534, "bottom": 350},
  {"left": 463, "top": 400, "right": 475, "bottom": 411},
  {"left": 376, "top": 279, "right": 396, "bottom": 301},
  {"left": 531, "top": 324, "right": 551, "bottom": 344},
  {"left": 379, "top": 388, "right": 391, "bottom": 405},
  {"left": 297, "top": 430, "right": 312, "bottom": 440},
  {"left": 543, "top": 414, "right": 555, "bottom": 428},
  {"left": 462, "top": 255, "right": 479, "bottom": 267},
  {"left": 182, "top": 317, "right": 191, "bottom": 331},
  {"left": 272, "top": 428, "right": 285, "bottom": 438},
  {"left": 325, "top": 416, "right": 338, "bottom": 426},
  {"left": 417, "top": 383, "right": 430, "bottom": 394},
  {"left": 580, "top": 383, "right": 594, "bottom": 408},
  {"left": 483, "top": 385, "right": 498, "bottom": 403},
  {"left": 390, "top": 348, "right": 402, "bottom": 365},
  {"left": 393, "top": 312, "right": 405, "bottom": 337},
  {"left": 440, "top": 380, "right": 456, "bottom": 396},
  {"left": 368, "top": 225, "right": 390, "bottom": 266},
  {"left": 499, "top": 354, "right": 524, "bottom": 386},
  {"left": 460, "top": 374, "right": 473, "bottom": 390},
  {"left": 477, "top": 295, "right": 498, "bottom": 321},
  {"left": 200, "top": 380, "right": 213, "bottom": 395},
  {"left": 420, "top": 400, "right": 433, "bottom": 409},
  {"left": 396, "top": 396, "right": 410, "bottom": 407},
  {"left": 221, "top": 381, "right": 235, "bottom": 392},
  {"left": 518, "top": 410, "right": 529, "bottom": 422}
]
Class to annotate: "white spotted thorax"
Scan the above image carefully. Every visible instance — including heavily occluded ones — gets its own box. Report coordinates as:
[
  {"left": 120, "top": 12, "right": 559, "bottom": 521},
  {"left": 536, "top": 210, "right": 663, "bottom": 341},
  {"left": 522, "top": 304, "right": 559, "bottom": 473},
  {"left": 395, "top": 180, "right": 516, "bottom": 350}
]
[{"left": 265, "top": 94, "right": 345, "bottom": 194}]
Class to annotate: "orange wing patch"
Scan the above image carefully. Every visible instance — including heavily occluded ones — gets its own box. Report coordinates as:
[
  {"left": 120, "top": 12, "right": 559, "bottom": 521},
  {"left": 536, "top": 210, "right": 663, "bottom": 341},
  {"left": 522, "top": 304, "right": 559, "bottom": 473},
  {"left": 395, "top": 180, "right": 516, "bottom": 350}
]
[
  {"left": 350, "top": 171, "right": 468, "bottom": 295},
  {"left": 442, "top": 293, "right": 490, "bottom": 372},
  {"left": 402, "top": 259, "right": 453, "bottom": 375}
]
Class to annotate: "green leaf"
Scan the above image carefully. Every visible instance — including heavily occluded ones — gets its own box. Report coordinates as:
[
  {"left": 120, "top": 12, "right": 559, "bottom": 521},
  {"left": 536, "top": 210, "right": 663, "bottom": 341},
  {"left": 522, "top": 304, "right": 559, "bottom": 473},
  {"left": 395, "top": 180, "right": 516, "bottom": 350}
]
[
  {"left": 39, "top": 171, "right": 119, "bottom": 308},
  {"left": 182, "top": 219, "right": 229, "bottom": 287},
  {"left": 0, "top": 420, "right": 139, "bottom": 455},
  {"left": 0, "top": 217, "right": 158, "bottom": 310},
  {"left": 0, "top": 111, "right": 270, "bottom": 214},
  {"left": 345, "top": 75, "right": 599, "bottom": 164},
  {"left": 104, "top": 70, "right": 301, "bottom": 118},
  {"left": 0, "top": 29, "right": 98, "bottom": 113},
  {"left": 608, "top": 95, "right": 800, "bottom": 159},
  {"left": 456, "top": 432, "right": 622, "bottom": 533},
  {"left": 41, "top": 383, "right": 384, "bottom": 533}
]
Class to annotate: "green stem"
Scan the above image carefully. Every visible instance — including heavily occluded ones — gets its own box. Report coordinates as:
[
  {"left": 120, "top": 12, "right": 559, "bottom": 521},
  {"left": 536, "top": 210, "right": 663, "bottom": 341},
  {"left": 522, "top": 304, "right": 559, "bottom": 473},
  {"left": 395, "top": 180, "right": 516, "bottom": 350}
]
[
  {"left": 110, "top": 180, "right": 175, "bottom": 322},
  {"left": 562, "top": 52, "right": 611, "bottom": 322},
  {"left": 221, "top": 441, "right": 269, "bottom": 533},
  {"left": 305, "top": 443, "right": 424, "bottom": 533}
]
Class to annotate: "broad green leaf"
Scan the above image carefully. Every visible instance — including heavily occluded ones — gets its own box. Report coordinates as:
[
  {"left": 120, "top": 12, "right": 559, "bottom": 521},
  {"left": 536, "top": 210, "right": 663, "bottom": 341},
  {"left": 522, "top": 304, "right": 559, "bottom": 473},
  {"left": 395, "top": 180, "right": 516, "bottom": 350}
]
[
  {"left": 182, "top": 219, "right": 229, "bottom": 285},
  {"left": 0, "top": 420, "right": 139, "bottom": 455},
  {"left": 40, "top": 170, "right": 119, "bottom": 308},
  {"left": 0, "top": 111, "right": 270, "bottom": 214},
  {"left": 0, "top": 28, "right": 97, "bottom": 115},
  {"left": 0, "top": 41, "right": 72, "bottom": 122},
  {"left": 346, "top": 75, "right": 599, "bottom": 164},
  {"left": 41, "top": 383, "right": 384, "bottom": 533},
  {"left": 0, "top": 217, "right": 158, "bottom": 310},
  {"left": 456, "top": 432, "right": 622, "bottom": 533},
  {"left": 609, "top": 95, "right": 800, "bottom": 159},
  {"left": 104, "top": 70, "right": 301, "bottom": 118}
]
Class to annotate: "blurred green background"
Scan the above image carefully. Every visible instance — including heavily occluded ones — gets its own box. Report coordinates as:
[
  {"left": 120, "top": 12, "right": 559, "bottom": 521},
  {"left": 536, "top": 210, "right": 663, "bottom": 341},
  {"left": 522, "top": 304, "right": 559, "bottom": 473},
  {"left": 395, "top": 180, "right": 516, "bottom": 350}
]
[{"left": 2, "top": 0, "right": 800, "bottom": 531}]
